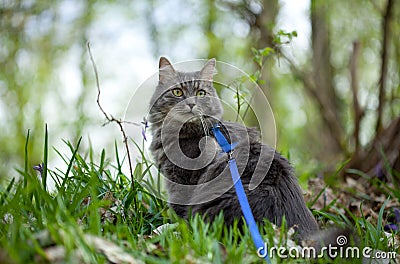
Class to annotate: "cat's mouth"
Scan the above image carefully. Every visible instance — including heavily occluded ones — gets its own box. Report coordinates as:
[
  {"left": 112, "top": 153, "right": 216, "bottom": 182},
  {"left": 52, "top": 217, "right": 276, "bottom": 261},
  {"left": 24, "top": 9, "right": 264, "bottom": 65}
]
[
  {"left": 178, "top": 111, "right": 210, "bottom": 125},
  {"left": 168, "top": 110, "right": 201, "bottom": 124},
  {"left": 179, "top": 108, "right": 203, "bottom": 120},
  {"left": 170, "top": 108, "right": 214, "bottom": 127},
  {"left": 186, "top": 114, "right": 201, "bottom": 123}
]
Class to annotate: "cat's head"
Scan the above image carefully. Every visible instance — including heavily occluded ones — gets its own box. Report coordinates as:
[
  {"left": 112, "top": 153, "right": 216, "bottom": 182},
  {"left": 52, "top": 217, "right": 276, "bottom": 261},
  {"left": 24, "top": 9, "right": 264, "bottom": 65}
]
[{"left": 149, "top": 57, "right": 223, "bottom": 125}]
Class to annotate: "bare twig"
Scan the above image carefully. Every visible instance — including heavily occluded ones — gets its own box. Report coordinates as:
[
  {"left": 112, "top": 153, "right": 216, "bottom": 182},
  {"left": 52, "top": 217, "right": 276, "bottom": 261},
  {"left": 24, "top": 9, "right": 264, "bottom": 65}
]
[
  {"left": 350, "top": 41, "right": 364, "bottom": 154},
  {"left": 376, "top": 0, "right": 394, "bottom": 132},
  {"left": 87, "top": 42, "right": 135, "bottom": 189}
]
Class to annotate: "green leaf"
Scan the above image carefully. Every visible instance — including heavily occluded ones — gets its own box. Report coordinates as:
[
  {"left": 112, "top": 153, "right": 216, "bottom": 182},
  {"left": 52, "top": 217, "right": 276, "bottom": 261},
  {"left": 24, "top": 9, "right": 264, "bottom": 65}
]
[{"left": 260, "top": 47, "right": 274, "bottom": 56}]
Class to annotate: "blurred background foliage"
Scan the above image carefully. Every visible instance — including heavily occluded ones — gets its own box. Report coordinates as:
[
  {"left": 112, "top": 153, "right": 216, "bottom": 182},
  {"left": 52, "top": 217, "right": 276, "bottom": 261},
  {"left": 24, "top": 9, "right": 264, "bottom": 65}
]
[{"left": 0, "top": 0, "right": 399, "bottom": 183}]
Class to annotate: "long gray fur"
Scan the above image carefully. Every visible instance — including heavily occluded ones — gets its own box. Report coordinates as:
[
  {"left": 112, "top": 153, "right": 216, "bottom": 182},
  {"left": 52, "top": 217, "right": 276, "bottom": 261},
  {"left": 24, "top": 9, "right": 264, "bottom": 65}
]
[{"left": 148, "top": 57, "right": 318, "bottom": 240}]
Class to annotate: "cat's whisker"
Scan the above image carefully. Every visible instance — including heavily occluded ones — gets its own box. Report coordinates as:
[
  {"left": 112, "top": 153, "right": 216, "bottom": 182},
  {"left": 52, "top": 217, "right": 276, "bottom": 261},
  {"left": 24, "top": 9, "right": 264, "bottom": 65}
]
[
  {"left": 199, "top": 116, "right": 207, "bottom": 137},
  {"left": 198, "top": 110, "right": 210, "bottom": 137},
  {"left": 149, "top": 119, "right": 163, "bottom": 125},
  {"left": 147, "top": 115, "right": 164, "bottom": 124},
  {"left": 147, "top": 114, "right": 167, "bottom": 125}
]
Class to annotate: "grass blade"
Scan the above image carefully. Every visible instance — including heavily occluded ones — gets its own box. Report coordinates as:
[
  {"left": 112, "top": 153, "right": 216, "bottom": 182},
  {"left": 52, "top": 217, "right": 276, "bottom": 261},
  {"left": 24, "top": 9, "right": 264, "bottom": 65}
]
[
  {"left": 24, "top": 129, "right": 30, "bottom": 188},
  {"left": 42, "top": 124, "right": 48, "bottom": 191}
]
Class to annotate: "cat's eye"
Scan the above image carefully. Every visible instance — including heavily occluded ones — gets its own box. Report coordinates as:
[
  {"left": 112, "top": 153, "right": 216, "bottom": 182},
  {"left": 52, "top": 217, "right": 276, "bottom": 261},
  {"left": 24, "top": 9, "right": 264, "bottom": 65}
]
[
  {"left": 196, "top": 90, "right": 206, "bottom": 97},
  {"left": 171, "top": 88, "right": 184, "bottom": 97}
]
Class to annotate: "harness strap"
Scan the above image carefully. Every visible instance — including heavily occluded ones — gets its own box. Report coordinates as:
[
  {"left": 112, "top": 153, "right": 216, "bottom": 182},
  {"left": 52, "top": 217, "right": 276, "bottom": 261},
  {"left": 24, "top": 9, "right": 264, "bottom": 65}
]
[{"left": 212, "top": 124, "right": 270, "bottom": 263}]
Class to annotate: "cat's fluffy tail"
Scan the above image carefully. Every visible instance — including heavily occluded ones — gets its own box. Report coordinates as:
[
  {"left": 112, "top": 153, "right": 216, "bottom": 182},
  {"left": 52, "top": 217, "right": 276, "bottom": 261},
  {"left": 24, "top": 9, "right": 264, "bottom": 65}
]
[
  {"left": 301, "top": 227, "right": 358, "bottom": 251},
  {"left": 301, "top": 227, "right": 358, "bottom": 258}
]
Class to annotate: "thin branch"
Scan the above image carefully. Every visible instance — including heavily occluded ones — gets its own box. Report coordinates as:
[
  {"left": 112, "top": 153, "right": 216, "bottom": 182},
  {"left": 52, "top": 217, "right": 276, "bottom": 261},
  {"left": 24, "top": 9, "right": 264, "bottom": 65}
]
[
  {"left": 376, "top": 0, "right": 394, "bottom": 132},
  {"left": 87, "top": 42, "right": 135, "bottom": 189},
  {"left": 350, "top": 41, "right": 364, "bottom": 154}
]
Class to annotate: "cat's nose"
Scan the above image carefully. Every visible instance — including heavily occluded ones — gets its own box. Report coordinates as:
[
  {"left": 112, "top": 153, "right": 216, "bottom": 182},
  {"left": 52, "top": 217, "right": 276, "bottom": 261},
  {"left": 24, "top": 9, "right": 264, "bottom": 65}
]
[{"left": 187, "top": 103, "right": 195, "bottom": 110}]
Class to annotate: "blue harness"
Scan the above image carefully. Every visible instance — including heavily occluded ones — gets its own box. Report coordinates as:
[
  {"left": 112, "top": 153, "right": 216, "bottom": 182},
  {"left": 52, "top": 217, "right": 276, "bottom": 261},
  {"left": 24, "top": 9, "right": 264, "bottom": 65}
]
[{"left": 212, "top": 124, "right": 270, "bottom": 263}]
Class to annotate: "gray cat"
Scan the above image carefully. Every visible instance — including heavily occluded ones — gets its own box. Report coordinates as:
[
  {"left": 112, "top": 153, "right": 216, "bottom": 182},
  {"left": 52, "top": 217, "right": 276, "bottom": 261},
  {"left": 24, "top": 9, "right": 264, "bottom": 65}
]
[{"left": 148, "top": 57, "right": 318, "bottom": 240}]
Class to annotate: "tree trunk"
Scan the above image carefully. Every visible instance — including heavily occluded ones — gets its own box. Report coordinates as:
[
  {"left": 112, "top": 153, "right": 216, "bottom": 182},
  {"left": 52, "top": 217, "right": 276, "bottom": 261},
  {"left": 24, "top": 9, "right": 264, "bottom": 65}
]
[
  {"left": 347, "top": 116, "right": 400, "bottom": 184},
  {"left": 309, "top": 0, "right": 345, "bottom": 155}
]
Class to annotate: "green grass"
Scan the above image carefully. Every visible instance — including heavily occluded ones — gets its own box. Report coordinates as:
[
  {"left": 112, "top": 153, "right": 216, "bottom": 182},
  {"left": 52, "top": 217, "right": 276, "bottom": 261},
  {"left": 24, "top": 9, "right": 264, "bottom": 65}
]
[{"left": 0, "top": 131, "right": 399, "bottom": 263}]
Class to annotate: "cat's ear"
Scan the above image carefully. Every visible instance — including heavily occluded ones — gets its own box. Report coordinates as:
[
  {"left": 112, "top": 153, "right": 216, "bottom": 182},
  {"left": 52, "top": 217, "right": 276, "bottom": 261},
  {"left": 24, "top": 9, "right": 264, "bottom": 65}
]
[
  {"left": 200, "top": 58, "right": 216, "bottom": 81},
  {"left": 159, "top": 57, "right": 176, "bottom": 83}
]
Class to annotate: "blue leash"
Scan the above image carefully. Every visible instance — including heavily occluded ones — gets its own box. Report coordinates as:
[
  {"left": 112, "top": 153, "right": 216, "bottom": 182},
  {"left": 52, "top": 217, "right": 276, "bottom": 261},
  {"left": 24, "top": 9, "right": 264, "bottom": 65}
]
[{"left": 212, "top": 124, "right": 270, "bottom": 263}]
